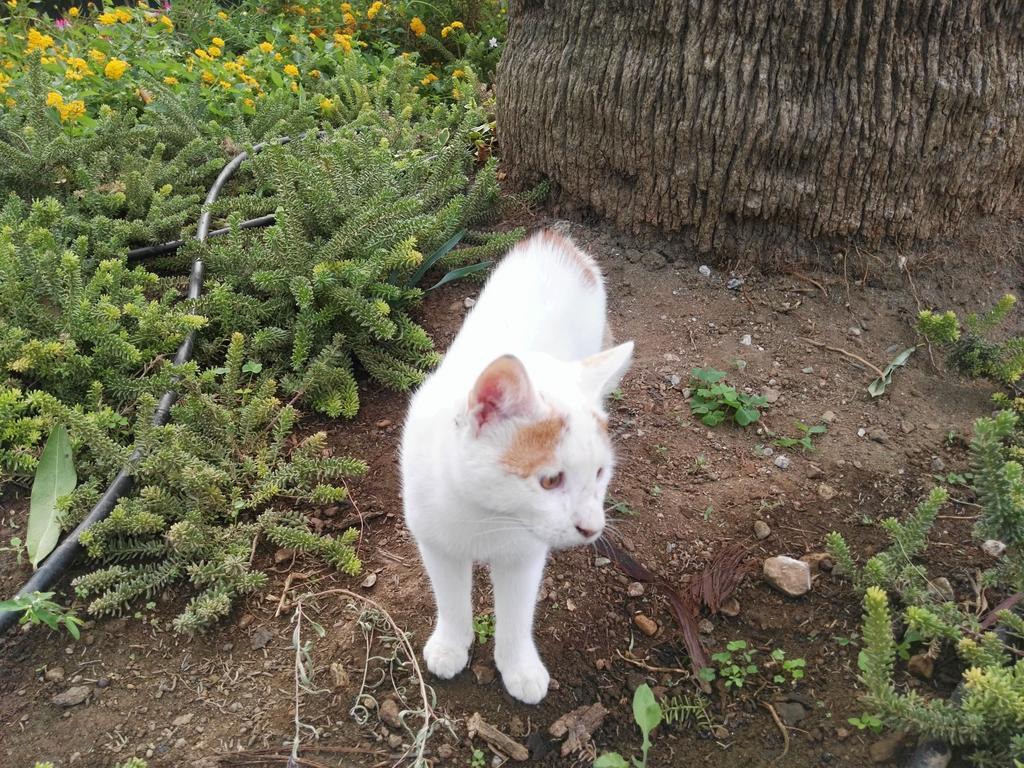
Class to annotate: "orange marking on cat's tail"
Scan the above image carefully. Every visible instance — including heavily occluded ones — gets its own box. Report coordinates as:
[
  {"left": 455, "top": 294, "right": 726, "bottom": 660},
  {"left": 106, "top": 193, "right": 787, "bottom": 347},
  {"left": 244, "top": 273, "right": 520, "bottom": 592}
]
[{"left": 531, "top": 229, "right": 601, "bottom": 288}]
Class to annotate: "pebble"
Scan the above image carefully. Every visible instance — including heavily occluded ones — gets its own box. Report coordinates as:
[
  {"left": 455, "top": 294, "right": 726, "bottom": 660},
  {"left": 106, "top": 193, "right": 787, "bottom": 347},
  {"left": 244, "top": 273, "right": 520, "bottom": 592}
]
[
  {"left": 626, "top": 582, "right": 645, "bottom": 597},
  {"left": 982, "top": 539, "right": 1007, "bottom": 557},
  {"left": 594, "top": 556, "right": 611, "bottom": 567},
  {"left": 330, "top": 662, "right": 350, "bottom": 690},
  {"left": 821, "top": 410, "right": 837, "bottom": 424},
  {"left": 802, "top": 366, "right": 814, "bottom": 374},
  {"left": 437, "top": 744, "right": 455, "bottom": 760},
  {"left": 375, "top": 419, "right": 392, "bottom": 429},
  {"left": 930, "top": 456, "right": 946, "bottom": 472},
  {"left": 249, "top": 627, "right": 274, "bottom": 650},
  {"left": 463, "top": 297, "right": 476, "bottom": 308},
  {"left": 817, "top": 483, "right": 838, "bottom": 501},
  {"left": 800, "top": 553, "right": 834, "bottom": 573},
  {"left": 773, "top": 455, "right": 791, "bottom": 470},
  {"left": 378, "top": 698, "right": 402, "bottom": 730},
  {"left": 848, "top": 327, "right": 862, "bottom": 337},
  {"left": 472, "top": 663, "right": 496, "bottom": 685},
  {"left": 44, "top": 666, "right": 65, "bottom": 683},
  {"left": 173, "top": 713, "right": 194, "bottom": 728},
  {"left": 720, "top": 597, "right": 741, "bottom": 617},
  {"left": 753, "top": 520, "right": 771, "bottom": 540},
  {"left": 763, "top": 388, "right": 781, "bottom": 404},
  {"left": 929, "top": 577, "right": 955, "bottom": 603},
  {"left": 173, "top": 738, "right": 187, "bottom": 750},
  {"left": 698, "top": 265, "right": 711, "bottom": 277},
  {"left": 698, "top": 619, "right": 714, "bottom": 634},
  {"left": 96, "top": 678, "right": 110, "bottom": 689},
  {"left": 774, "top": 700, "right": 807, "bottom": 726},
  {"left": 51, "top": 686, "right": 91, "bottom": 708},
  {"left": 388, "top": 734, "right": 403, "bottom": 749},
  {"left": 926, "top": 422, "right": 941, "bottom": 431},
  {"left": 868, "top": 428, "right": 890, "bottom": 444},
  {"left": 740, "top": 334, "right": 753, "bottom": 346},
  {"left": 907, "top": 653, "right": 934, "bottom": 680},
  {"left": 633, "top": 614, "right": 658, "bottom": 636},
  {"left": 900, "top": 420, "right": 916, "bottom": 434},
  {"left": 763, "top": 556, "right": 812, "bottom": 597},
  {"left": 727, "top": 277, "right": 745, "bottom": 290},
  {"left": 869, "top": 731, "right": 911, "bottom": 763},
  {"left": 361, "top": 573, "right": 377, "bottom": 589},
  {"left": 806, "top": 464, "right": 824, "bottom": 479}
]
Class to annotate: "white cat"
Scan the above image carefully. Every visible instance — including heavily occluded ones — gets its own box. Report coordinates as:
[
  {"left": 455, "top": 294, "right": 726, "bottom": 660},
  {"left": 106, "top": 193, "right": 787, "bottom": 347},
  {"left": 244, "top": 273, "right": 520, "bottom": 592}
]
[{"left": 400, "top": 229, "right": 633, "bottom": 704}]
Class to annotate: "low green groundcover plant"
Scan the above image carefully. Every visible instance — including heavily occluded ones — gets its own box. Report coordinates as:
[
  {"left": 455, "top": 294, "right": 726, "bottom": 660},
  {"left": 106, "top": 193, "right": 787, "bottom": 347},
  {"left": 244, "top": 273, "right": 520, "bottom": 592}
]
[
  {"left": 827, "top": 410, "right": 1024, "bottom": 766},
  {"left": 688, "top": 367, "right": 768, "bottom": 427}
]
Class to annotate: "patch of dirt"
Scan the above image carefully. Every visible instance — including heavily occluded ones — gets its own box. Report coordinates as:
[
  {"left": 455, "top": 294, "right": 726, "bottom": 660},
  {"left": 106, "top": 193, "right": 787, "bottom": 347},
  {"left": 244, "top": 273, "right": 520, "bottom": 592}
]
[{"left": 2, "top": 213, "right": 1022, "bottom": 768}]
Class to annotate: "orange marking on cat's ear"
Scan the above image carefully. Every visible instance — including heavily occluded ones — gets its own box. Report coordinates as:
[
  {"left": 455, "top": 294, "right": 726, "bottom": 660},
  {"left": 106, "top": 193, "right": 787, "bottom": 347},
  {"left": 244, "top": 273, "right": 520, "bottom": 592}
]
[
  {"left": 534, "top": 229, "right": 600, "bottom": 287},
  {"left": 502, "top": 416, "right": 565, "bottom": 477}
]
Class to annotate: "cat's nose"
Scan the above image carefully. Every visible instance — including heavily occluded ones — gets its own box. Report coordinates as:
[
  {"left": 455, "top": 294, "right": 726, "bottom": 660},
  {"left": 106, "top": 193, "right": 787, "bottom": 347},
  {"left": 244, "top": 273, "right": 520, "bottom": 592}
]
[{"left": 575, "top": 525, "right": 598, "bottom": 539}]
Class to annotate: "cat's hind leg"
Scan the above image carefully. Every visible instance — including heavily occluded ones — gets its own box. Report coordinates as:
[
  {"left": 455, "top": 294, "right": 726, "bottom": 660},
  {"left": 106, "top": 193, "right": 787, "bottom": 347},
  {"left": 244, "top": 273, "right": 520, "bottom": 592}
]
[
  {"left": 490, "top": 546, "right": 550, "bottom": 704},
  {"left": 418, "top": 543, "right": 473, "bottom": 679}
]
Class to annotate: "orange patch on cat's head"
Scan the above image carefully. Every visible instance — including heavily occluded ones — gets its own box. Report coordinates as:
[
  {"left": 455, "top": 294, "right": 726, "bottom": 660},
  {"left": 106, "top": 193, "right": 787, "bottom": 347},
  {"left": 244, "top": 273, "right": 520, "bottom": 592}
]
[{"left": 502, "top": 416, "right": 566, "bottom": 477}]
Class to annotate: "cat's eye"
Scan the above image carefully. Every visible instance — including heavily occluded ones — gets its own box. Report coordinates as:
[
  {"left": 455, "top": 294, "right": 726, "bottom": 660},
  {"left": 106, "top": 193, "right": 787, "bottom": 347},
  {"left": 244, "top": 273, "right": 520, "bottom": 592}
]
[{"left": 539, "top": 472, "right": 564, "bottom": 490}]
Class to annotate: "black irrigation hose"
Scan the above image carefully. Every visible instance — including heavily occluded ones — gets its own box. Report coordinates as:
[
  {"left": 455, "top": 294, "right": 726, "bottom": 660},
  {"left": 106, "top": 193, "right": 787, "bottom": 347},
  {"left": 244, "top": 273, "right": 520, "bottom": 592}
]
[
  {"left": 125, "top": 214, "right": 277, "bottom": 260},
  {"left": 0, "top": 136, "right": 289, "bottom": 636}
]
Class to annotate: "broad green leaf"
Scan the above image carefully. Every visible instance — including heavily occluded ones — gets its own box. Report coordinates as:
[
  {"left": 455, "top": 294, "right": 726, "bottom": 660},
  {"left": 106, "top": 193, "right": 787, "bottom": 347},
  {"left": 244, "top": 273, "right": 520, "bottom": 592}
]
[
  {"left": 632, "top": 683, "right": 662, "bottom": 762},
  {"left": 594, "top": 755, "right": 629, "bottom": 768},
  {"left": 27, "top": 425, "right": 77, "bottom": 569},
  {"left": 426, "top": 260, "right": 492, "bottom": 291},
  {"left": 242, "top": 361, "right": 263, "bottom": 374},
  {"left": 868, "top": 347, "right": 916, "bottom": 398},
  {"left": 734, "top": 407, "right": 760, "bottom": 426},
  {"left": 407, "top": 228, "right": 466, "bottom": 287}
]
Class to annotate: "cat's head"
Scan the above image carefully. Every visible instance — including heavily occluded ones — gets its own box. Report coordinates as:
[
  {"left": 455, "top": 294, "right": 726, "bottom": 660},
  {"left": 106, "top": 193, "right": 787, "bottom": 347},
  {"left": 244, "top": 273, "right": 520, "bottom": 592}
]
[{"left": 457, "top": 342, "right": 633, "bottom": 549}]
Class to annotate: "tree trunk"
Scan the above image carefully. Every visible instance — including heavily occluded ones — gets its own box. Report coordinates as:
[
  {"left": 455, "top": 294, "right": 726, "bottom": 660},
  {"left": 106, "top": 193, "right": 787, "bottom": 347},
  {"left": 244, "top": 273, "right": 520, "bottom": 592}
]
[{"left": 496, "top": 0, "right": 1024, "bottom": 259}]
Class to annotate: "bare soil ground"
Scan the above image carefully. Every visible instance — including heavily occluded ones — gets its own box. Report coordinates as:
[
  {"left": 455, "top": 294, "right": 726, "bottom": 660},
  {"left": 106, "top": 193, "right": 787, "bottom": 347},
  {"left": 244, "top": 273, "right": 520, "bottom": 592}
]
[{"left": 2, "top": 214, "right": 1022, "bottom": 768}]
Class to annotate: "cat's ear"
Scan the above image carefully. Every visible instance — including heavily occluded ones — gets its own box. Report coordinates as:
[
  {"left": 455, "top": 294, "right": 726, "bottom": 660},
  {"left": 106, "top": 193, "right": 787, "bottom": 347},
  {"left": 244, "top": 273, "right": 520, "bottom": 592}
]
[
  {"left": 468, "top": 355, "right": 536, "bottom": 431},
  {"left": 580, "top": 341, "right": 634, "bottom": 398}
]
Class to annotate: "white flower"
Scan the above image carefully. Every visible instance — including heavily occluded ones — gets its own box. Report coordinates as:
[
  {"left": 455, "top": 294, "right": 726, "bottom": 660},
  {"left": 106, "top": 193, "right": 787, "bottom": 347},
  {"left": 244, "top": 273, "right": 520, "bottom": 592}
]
[{"left": 488, "top": 37, "right": 499, "bottom": 48}]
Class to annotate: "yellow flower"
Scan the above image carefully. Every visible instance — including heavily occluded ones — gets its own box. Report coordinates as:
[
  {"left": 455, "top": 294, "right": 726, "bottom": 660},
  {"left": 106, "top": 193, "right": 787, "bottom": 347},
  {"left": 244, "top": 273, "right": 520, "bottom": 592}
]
[
  {"left": 104, "top": 58, "right": 129, "bottom": 80},
  {"left": 309, "top": 69, "right": 320, "bottom": 78},
  {"left": 40, "top": 56, "right": 57, "bottom": 65},
  {"left": 290, "top": 80, "right": 298, "bottom": 92},
  {"left": 97, "top": 11, "right": 118, "bottom": 24},
  {"left": 217, "top": 10, "right": 228, "bottom": 20},
  {"left": 334, "top": 33, "right": 352, "bottom": 53},
  {"left": 68, "top": 6, "right": 80, "bottom": 17},
  {"left": 244, "top": 97, "right": 255, "bottom": 108},
  {"left": 59, "top": 99, "right": 85, "bottom": 122},
  {"left": 274, "top": 52, "right": 282, "bottom": 62},
  {"left": 450, "top": 21, "right": 464, "bottom": 29},
  {"left": 410, "top": 16, "right": 425, "bottom": 36},
  {"left": 451, "top": 87, "right": 461, "bottom": 100},
  {"left": 420, "top": 72, "right": 437, "bottom": 85},
  {"left": 46, "top": 91, "right": 63, "bottom": 107},
  {"left": 163, "top": 75, "right": 178, "bottom": 85},
  {"left": 67, "top": 57, "right": 89, "bottom": 71},
  {"left": 319, "top": 97, "right": 333, "bottom": 112},
  {"left": 289, "top": 34, "right": 299, "bottom": 44},
  {"left": 367, "top": 1, "right": 383, "bottom": 19},
  {"left": 259, "top": 42, "right": 274, "bottom": 53},
  {"left": 115, "top": 8, "right": 131, "bottom": 22},
  {"left": 441, "top": 25, "right": 451, "bottom": 38},
  {"left": 201, "top": 70, "right": 215, "bottom": 84},
  {"left": 158, "top": 13, "right": 173, "bottom": 29},
  {"left": 283, "top": 63, "right": 299, "bottom": 77},
  {"left": 26, "top": 28, "right": 55, "bottom": 53},
  {"left": 340, "top": 2, "right": 351, "bottom": 10},
  {"left": 208, "top": 45, "right": 222, "bottom": 58},
  {"left": 219, "top": 80, "right": 231, "bottom": 89},
  {"left": 342, "top": 11, "right": 355, "bottom": 27},
  {"left": 452, "top": 68, "right": 464, "bottom": 79},
  {"left": 212, "top": 37, "right": 225, "bottom": 47},
  {"left": 195, "top": 48, "right": 211, "bottom": 61}
]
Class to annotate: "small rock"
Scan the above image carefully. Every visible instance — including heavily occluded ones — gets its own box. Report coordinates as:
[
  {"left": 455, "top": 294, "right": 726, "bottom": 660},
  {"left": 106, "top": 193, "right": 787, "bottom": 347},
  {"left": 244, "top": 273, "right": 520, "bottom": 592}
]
[
  {"left": 763, "top": 388, "right": 781, "bottom": 404},
  {"left": 472, "top": 663, "right": 496, "bottom": 685},
  {"left": 594, "top": 556, "right": 611, "bottom": 567},
  {"left": 929, "top": 577, "right": 955, "bottom": 603},
  {"left": 388, "top": 734, "right": 403, "bottom": 749},
  {"left": 565, "top": 598, "right": 577, "bottom": 612},
  {"left": 806, "top": 464, "right": 824, "bottom": 479},
  {"left": 249, "top": 627, "right": 274, "bottom": 650},
  {"left": 848, "top": 327, "right": 863, "bottom": 337},
  {"left": 926, "top": 422, "right": 941, "bottom": 431},
  {"left": 869, "top": 731, "right": 911, "bottom": 764},
  {"left": 173, "top": 713, "right": 194, "bottom": 728},
  {"left": 273, "top": 548, "right": 296, "bottom": 564},
  {"left": 361, "top": 573, "right": 377, "bottom": 589},
  {"left": 44, "top": 666, "right": 65, "bottom": 683},
  {"left": 173, "top": 738, "right": 187, "bottom": 750},
  {"left": 821, "top": 410, "right": 837, "bottom": 424},
  {"left": 375, "top": 419, "right": 392, "bottom": 429},
  {"left": 930, "top": 456, "right": 946, "bottom": 472},
  {"left": 753, "top": 520, "right": 771, "bottom": 540},
  {"left": 642, "top": 252, "right": 668, "bottom": 270},
  {"left": 238, "top": 613, "right": 255, "bottom": 630},
  {"left": 719, "top": 597, "right": 741, "bottom": 617},
  {"left": 763, "top": 556, "right": 812, "bottom": 597},
  {"left": 982, "top": 539, "right": 1007, "bottom": 557},
  {"left": 801, "top": 552, "right": 834, "bottom": 573},
  {"left": 698, "top": 618, "right": 714, "bottom": 635},
  {"left": 626, "top": 582, "right": 645, "bottom": 597},
  {"left": 740, "top": 334, "right": 753, "bottom": 346},
  {"left": 726, "top": 276, "right": 746, "bottom": 291},
  {"left": 633, "top": 614, "right": 658, "bottom": 636},
  {"left": 437, "top": 744, "right": 455, "bottom": 760},
  {"left": 330, "top": 662, "right": 350, "bottom": 690},
  {"left": 817, "top": 483, "right": 838, "bottom": 501},
  {"left": 836, "top": 727, "right": 851, "bottom": 741},
  {"left": 51, "top": 686, "right": 91, "bottom": 707},
  {"left": 463, "top": 297, "right": 476, "bottom": 309},
  {"left": 774, "top": 700, "right": 807, "bottom": 726},
  {"left": 379, "top": 698, "right": 402, "bottom": 730},
  {"left": 868, "top": 428, "right": 890, "bottom": 444},
  {"left": 773, "top": 455, "right": 791, "bottom": 470},
  {"left": 96, "top": 678, "right": 110, "bottom": 689},
  {"left": 698, "top": 265, "right": 712, "bottom": 278},
  {"left": 907, "top": 653, "right": 934, "bottom": 680},
  {"left": 900, "top": 420, "right": 916, "bottom": 434},
  {"left": 802, "top": 366, "right": 814, "bottom": 374}
]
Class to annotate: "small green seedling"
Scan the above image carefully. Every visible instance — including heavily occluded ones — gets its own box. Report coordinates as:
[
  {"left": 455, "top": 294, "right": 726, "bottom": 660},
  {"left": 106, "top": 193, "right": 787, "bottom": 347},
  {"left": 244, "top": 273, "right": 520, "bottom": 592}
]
[
  {"left": 934, "top": 471, "right": 970, "bottom": 486},
  {"left": 703, "top": 640, "right": 759, "bottom": 688},
  {"left": 774, "top": 421, "right": 827, "bottom": 452},
  {"left": 648, "top": 485, "right": 662, "bottom": 498},
  {"left": 594, "top": 683, "right": 663, "bottom": 768},
  {"left": 1, "top": 536, "right": 25, "bottom": 565},
  {"left": 848, "top": 713, "right": 884, "bottom": 732},
  {"left": 0, "top": 591, "right": 83, "bottom": 639},
  {"left": 688, "top": 455, "right": 709, "bottom": 476},
  {"left": 610, "top": 388, "right": 625, "bottom": 402},
  {"left": 472, "top": 613, "right": 495, "bottom": 644},
  {"left": 769, "top": 648, "right": 806, "bottom": 684},
  {"left": 606, "top": 497, "right": 636, "bottom": 517},
  {"left": 470, "top": 748, "right": 486, "bottom": 768},
  {"left": 688, "top": 368, "right": 768, "bottom": 427}
]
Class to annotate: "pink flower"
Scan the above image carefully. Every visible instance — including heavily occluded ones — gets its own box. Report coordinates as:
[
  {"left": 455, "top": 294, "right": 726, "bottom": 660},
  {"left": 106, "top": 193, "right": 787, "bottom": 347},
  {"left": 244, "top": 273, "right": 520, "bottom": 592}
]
[
  {"left": 55, "top": 18, "right": 69, "bottom": 30},
  {"left": 162, "top": 1, "right": 171, "bottom": 9}
]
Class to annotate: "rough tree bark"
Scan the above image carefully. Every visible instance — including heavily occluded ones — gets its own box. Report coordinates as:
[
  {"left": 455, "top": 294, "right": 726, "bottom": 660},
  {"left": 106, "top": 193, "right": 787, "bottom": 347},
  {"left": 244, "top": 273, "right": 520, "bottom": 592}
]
[{"left": 496, "top": 0, "right": 1024, "bottom": 258}]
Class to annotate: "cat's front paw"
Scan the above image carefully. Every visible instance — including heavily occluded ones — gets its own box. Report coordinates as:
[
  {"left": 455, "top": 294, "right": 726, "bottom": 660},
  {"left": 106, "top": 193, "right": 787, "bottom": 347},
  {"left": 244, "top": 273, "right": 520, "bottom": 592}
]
[
  {"left": 423, "top": 632, "right": 469, "bottom": 679},
  {"left": 498, "top": 658, "right": 550, "bottom": 704}
]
